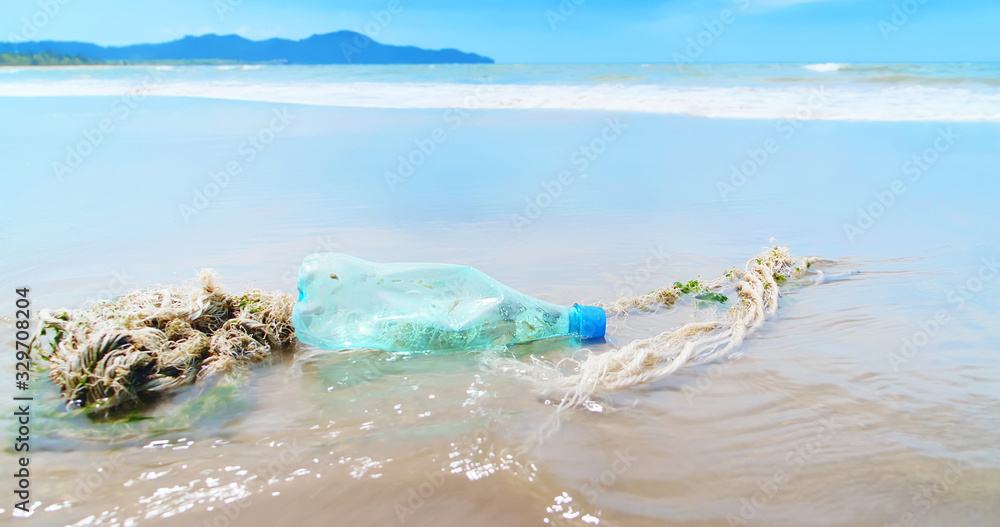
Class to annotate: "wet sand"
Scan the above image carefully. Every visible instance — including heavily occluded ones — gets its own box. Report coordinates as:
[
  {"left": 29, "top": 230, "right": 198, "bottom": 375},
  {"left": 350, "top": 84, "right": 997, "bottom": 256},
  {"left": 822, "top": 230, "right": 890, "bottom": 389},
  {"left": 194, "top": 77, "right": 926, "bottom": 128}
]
[{"left": 2, "top": 97, "right": 999, "bottom": 526}]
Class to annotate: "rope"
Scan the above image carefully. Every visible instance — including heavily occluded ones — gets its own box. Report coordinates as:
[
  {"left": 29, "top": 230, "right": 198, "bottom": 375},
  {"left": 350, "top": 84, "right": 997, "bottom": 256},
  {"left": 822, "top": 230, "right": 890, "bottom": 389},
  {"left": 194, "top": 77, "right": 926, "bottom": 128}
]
[
  {"left": 33, "top": 245, "right": 814, "bottom": 415},
  {"left": 34, "top": 270, "right": 295, "bottom": 413},
  {"left": 492, "top": 245, "right": 816, "bottom": 411}
]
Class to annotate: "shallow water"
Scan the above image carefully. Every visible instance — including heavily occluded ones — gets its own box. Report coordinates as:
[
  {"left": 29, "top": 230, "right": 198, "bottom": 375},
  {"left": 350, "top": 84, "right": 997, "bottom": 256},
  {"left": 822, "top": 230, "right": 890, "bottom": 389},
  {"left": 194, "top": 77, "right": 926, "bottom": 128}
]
[{"left": 1, "top": 66, "right": 999, "bottom": 526}]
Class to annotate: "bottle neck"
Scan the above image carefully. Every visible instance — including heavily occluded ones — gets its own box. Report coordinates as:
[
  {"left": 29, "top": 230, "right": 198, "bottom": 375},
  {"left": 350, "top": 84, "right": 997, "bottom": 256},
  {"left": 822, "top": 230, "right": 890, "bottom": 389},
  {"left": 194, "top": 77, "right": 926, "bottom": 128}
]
[{"left": 568, "top": 303, "right": 607, "bottom": 339}]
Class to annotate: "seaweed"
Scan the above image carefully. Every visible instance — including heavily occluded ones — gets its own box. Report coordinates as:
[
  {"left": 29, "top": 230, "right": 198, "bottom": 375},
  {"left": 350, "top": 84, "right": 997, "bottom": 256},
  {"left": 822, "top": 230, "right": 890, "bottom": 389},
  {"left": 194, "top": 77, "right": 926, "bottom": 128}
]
[{"left": 33, "top": 270, "right": 295, "bottom": 415}]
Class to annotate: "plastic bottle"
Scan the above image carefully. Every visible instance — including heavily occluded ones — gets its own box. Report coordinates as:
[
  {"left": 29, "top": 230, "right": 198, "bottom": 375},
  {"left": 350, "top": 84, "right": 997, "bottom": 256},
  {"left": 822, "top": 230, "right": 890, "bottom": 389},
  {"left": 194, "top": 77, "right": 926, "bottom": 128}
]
[{"left": 292, "top": 253, "right": 606, "bottom": 352}]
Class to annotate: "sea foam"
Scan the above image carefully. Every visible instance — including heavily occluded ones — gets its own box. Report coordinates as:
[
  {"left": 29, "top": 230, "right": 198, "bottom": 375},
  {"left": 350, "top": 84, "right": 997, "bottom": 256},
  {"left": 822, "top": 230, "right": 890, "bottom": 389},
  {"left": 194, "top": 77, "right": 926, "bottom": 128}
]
[
  {"left": 1, "top": 77, "right": 998, "bottom": 122},
  {"left": 804, "top": 63, "right": 847, "bottom": 73}
]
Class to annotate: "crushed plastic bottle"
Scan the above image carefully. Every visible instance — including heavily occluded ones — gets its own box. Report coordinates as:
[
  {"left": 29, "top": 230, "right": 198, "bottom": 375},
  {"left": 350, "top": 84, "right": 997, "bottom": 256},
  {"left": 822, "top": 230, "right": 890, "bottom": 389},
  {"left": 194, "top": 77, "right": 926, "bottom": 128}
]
[{"left": 292, "top": 253, "right": 606, "bottom": 352}]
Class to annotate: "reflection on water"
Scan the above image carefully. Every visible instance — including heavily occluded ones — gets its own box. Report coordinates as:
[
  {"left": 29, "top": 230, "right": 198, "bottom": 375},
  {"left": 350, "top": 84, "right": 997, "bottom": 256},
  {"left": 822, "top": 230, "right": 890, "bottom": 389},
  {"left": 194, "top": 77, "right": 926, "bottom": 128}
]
[{"left": 1, "top": 95, "right": 998, "bottom": 526}]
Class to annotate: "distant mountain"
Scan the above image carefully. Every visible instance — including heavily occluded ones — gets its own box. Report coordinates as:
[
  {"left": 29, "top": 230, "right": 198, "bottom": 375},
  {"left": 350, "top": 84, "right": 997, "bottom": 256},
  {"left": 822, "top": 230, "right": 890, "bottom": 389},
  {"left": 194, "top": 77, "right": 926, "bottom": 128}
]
[{"left": 0, "top": 32, "right": 494, "bottom": 65}]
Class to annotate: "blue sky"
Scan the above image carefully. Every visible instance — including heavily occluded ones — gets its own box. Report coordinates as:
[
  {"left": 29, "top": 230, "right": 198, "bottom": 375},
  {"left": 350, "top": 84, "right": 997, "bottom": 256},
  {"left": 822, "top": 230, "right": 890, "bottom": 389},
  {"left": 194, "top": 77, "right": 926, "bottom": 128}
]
[{"left": 2, "top": 0, "right": 997, "bottom": 63}]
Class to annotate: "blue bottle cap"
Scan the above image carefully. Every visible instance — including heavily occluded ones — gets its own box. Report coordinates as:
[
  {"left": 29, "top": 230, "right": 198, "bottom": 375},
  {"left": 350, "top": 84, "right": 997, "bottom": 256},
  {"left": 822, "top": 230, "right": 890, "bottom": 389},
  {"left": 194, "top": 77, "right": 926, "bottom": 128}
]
[{"left": 572, "top": 303, "right": 606, "bottom": 339}]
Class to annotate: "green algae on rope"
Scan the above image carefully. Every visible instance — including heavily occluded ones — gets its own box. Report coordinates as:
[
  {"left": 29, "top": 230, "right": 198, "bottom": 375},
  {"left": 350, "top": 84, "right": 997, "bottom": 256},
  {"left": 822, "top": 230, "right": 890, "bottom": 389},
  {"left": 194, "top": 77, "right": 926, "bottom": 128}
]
[
  {"left": 33, "top": 270, "right": 296, "bottom": 413},
  {"left": 495, "top": 245, "right": 820, "bottom": 411},
  {"left": 562, "top": 245, "right": 817, "bottom": 404},
  {"left": 596, "top": 278, "right": 729, "bottom": 317}
]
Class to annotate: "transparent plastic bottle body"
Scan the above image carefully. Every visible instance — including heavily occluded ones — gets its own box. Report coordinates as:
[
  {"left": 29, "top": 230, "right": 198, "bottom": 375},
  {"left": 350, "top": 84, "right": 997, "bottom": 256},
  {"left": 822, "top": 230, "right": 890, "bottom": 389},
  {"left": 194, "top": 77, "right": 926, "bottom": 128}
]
[{"left": 292, "top": 253, "right": 604, "bottom": 352}]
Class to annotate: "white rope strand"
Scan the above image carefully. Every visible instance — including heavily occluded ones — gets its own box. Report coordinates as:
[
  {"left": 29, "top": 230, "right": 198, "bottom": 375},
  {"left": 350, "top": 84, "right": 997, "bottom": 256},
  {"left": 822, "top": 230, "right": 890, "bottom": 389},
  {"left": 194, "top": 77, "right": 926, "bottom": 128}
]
[{"left": 499, "top": 245, "right": 817, "bottom": 412}]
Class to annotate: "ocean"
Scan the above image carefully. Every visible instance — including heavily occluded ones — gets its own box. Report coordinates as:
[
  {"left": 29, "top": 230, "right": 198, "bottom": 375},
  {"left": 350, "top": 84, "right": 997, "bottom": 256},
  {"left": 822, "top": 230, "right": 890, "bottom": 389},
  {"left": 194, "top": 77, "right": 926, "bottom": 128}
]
[{"left": 1, "top": 63, "right": 998, "bottom": 526}]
